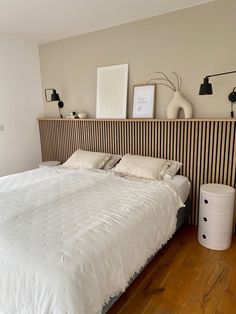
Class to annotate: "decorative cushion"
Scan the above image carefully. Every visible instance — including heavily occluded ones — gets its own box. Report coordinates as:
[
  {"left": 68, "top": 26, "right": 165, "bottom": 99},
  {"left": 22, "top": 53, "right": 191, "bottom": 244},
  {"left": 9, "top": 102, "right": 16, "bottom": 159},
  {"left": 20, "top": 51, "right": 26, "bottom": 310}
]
[
  {"left": 63, "top": 150, "right": 111, "bottom": 170},
  {"left": 163, "top": 161, "right": 182, "bottom": 179},
  {"left": 113, "top": 154, "right": 169, "bottom": 180},
  {"left": 102, "top": 155, "right": 121, "bottom": 170}
]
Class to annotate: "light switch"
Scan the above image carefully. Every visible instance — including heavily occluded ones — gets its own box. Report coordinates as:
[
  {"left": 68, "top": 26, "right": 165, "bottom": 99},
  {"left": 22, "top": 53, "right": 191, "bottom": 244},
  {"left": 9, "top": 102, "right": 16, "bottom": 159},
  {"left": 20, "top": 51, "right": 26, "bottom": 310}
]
[{"left": 0, "top": 125, "right": 4, "bottom": 132}]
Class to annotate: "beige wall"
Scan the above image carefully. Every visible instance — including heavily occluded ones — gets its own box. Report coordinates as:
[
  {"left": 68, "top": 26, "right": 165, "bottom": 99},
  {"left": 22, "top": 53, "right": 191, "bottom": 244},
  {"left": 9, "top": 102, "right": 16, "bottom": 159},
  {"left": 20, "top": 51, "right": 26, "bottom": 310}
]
[{"left": 39, "top": 0, "right": 236, "bottom": 119}]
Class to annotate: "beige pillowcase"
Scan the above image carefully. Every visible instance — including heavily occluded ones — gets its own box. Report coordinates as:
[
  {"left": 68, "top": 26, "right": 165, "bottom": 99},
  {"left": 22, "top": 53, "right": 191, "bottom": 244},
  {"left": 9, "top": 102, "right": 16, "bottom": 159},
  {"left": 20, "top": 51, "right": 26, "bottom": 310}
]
[
  {"left": 163, "top": 161, "right": 182, "bottom": 179},
  {"left": 102, "top": 154, "right": 121, "bottom": 170},
  {"left": 113, "top": 154, "right": 169, "bottom": 180},
  {"left": 63, "top": 149, "right": 111, "bottom": 170}
]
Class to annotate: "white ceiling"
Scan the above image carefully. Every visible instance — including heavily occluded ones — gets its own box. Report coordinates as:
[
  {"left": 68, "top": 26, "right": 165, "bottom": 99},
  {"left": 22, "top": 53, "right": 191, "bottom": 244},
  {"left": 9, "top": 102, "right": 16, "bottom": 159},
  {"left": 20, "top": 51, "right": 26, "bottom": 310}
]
[{"left": 0, "top": 0, "right": 214, "bottom": 44}]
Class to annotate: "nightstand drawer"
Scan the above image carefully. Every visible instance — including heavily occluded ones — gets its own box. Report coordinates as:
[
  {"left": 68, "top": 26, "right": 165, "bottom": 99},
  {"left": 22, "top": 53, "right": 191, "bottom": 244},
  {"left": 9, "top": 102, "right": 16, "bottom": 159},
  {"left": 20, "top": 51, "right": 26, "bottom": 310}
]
[
  {"left": 198, "top": 229, "right": 231, "bottom": 250},
  {"left": 199, "top": 211, "right": 232, "bottom": 232},
  {"left": 200, "top": 195, "right": 234, "bottom": 214}
]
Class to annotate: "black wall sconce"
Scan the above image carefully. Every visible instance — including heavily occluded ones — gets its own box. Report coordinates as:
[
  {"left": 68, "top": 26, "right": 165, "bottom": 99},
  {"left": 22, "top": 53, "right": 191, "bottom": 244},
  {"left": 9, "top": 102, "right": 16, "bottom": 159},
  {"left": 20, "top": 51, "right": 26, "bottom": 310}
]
[
  {"left": 45, "top": 89, "right": 64, "bottom": 118},
  {"left": 199, "top": 70, "right": 236, "bottom": 118}
]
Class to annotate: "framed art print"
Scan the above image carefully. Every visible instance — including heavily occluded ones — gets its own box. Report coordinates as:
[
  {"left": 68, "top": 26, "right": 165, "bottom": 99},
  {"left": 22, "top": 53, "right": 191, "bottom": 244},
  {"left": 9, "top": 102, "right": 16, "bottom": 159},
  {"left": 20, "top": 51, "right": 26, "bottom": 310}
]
[
  {"left": 96, "top": 64, "right": 128, "bottom": 119},
  {"left": 132, "top": 84, "right": 156, "bottom": 118}
]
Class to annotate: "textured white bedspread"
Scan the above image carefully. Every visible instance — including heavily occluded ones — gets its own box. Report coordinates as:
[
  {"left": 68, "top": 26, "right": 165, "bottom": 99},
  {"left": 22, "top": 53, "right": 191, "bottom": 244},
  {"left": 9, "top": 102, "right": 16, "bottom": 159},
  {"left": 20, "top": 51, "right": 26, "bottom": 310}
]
[{"left": 0, "top": 167, "right": 183, "bottom": 314}]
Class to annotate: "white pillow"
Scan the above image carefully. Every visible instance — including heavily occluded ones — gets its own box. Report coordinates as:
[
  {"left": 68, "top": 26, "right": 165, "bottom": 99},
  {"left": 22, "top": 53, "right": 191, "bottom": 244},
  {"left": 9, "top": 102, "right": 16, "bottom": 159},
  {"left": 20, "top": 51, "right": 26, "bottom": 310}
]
[
  {"left": 113, "top": 154, "right": 169, "bottom": 180},
  {"left": 63, "top": 150, "right": 111, "bottom": 170},
  {"left": 163, "top": 160, "right": 182, "bottom": 179},
  {"left": 102, "top": 154, "right": 121, "bottom": 170}
]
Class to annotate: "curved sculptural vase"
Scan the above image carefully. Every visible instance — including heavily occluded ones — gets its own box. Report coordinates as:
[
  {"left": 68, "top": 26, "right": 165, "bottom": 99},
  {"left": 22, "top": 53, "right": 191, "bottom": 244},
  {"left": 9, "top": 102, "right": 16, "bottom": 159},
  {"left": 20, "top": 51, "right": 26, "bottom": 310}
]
[{"left": 167, "top": 91, "right": 193, "bottom": 119}]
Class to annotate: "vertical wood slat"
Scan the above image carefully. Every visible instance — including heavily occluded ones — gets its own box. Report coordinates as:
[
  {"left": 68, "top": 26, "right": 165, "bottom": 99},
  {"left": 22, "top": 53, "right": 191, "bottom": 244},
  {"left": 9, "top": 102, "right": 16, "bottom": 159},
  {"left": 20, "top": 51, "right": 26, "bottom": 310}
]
[{"left": 38, "top": 119, "right": 236, "bottom": 230}]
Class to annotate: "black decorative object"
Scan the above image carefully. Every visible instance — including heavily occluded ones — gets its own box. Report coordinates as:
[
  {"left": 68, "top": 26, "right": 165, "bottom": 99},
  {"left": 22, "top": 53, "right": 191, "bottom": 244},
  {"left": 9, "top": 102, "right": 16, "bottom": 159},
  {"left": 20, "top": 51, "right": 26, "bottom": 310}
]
[
  {"left": 199, "top": 70, "right": 236, "bottom": 117},
  {"left": 45, "top": 89, "right": 64, "bottom": 118}
]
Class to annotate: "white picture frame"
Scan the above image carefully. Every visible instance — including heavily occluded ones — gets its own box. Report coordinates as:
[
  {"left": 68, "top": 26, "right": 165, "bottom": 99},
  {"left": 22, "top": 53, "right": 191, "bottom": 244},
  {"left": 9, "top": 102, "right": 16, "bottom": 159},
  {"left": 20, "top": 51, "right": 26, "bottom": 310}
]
[
  {"left": 96, "top": 64, "right": 128, "bottom": 119},
  {"left": 132, "top": 84, "right": 156, "bottom": 118}
]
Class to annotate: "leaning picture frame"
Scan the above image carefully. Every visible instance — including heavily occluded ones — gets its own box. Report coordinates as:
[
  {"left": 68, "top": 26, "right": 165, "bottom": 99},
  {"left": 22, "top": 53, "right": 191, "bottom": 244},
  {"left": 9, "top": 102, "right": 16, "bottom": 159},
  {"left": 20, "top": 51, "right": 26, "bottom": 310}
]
[
  {"left": 132, "top": 84, "right": 156, "bottom": 118},
  {"left": 96, "top": 64, "right": 128, "bottom": 119}
]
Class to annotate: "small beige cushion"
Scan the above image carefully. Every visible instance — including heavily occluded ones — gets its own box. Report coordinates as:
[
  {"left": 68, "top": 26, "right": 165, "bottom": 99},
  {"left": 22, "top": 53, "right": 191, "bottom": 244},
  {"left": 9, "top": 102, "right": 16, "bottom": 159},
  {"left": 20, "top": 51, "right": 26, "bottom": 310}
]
[
  {"left": 63, "top": 150, "right": 111, "bottom": 169},
  {"left": 102, "top": 155, "right": 121, "bottom": 170},
  {"left": 113, "top": 154, "right": 168, "bottom": 180},
  {"left": 163, "top": 161, "right": 182, "bottom": 179}
]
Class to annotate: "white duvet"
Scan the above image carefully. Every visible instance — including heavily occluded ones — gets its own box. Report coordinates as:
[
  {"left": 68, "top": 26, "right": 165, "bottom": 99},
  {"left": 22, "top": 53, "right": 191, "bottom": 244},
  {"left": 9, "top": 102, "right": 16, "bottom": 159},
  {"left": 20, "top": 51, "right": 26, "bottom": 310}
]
[{"left": 0, "top": 167, "right": 183, "bottom": 314}]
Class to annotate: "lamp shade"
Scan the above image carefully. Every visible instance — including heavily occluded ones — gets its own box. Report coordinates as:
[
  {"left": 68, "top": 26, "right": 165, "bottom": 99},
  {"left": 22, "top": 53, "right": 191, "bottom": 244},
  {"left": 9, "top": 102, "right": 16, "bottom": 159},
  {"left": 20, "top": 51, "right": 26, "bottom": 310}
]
[
  {"left": 51, "top": 89, "right": 60, "bottom": 101},
  {"left": 199, "top": 77, "right": 213, "bottom": 95}
]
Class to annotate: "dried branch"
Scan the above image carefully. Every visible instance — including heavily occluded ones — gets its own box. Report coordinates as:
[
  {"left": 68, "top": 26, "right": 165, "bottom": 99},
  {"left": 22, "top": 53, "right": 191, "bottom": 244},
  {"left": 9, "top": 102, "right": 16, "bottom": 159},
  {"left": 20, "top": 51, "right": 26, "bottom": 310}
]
[
  {"left": 146, "top": 78, "right": 175, "bottom": 91},
  {"left": 172, "top": 71, "right": 180, "bottom": 91},
  {"left": 155, "top": 71, "right": 176, "bottom": 91},
  {"left": 146, "top": 77, "right": 175, "bottom": 85},
  {"left": 146, "top": 71, "right": 183, "bottom": 92},
  {"left": 156, "top": 82, "right": 176, "bottom": 91},
  {"left": 179, "top": 76, "right": 183, "bottom": 90}
]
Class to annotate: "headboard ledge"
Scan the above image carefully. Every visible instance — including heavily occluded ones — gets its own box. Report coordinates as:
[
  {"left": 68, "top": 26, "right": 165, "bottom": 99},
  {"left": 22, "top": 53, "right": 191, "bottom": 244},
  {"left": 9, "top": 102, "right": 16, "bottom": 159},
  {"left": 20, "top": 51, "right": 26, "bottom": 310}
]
[{"left": 38, "top": 118, "right": 236, "bottom": 122}]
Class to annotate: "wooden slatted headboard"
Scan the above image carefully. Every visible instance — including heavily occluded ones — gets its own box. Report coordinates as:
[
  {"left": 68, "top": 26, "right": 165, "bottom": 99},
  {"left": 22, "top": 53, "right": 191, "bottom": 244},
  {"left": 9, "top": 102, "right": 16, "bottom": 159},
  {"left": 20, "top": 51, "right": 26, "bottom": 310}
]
[{"left": 38, "top": 118, "right": 236, "bottom": 227}]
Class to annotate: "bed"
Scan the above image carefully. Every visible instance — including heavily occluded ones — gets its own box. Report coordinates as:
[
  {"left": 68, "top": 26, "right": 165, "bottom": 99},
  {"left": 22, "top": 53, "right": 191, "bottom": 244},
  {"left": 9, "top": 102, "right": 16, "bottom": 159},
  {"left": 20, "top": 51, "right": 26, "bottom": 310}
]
[{"left": 0, "top": 167, "right": 190, "bottom": 314}]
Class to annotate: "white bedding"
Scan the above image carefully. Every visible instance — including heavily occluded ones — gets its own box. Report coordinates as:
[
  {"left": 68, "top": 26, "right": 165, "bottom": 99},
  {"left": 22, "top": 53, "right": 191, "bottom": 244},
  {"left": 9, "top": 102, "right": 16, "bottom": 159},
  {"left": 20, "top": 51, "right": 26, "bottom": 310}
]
[
  {"left": 0, "top": 167, "right": 183, "bottom": 314},
  {"left": 169, "top": 175, "right": 191, "bottom": 203}
]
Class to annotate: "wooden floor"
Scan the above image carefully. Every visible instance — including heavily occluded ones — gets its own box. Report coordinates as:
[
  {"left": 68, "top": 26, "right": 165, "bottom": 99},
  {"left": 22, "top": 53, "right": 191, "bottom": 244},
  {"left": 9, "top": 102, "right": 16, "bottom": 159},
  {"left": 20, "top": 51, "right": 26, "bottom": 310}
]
[{"left": 108, "top": 225, "right": 236, "bottom": 314}]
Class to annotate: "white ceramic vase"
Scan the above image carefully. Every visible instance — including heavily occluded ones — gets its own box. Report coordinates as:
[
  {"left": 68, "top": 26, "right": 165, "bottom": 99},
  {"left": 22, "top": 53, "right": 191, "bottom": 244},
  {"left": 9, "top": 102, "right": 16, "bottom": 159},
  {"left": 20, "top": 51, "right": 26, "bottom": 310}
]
[{"left": 167, "top": 91, "right": 193, "bottom": 119}]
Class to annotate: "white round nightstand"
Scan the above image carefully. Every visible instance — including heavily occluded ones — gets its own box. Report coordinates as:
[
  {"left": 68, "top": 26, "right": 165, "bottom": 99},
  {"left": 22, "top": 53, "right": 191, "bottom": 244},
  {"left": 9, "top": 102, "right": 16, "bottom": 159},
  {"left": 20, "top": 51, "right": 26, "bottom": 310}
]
[
  {"left": 198, "top": 184, "right": 235, "bottom": 250},
  {"left": 39, "top": 161, "right": 61, "bottom": 168}
]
